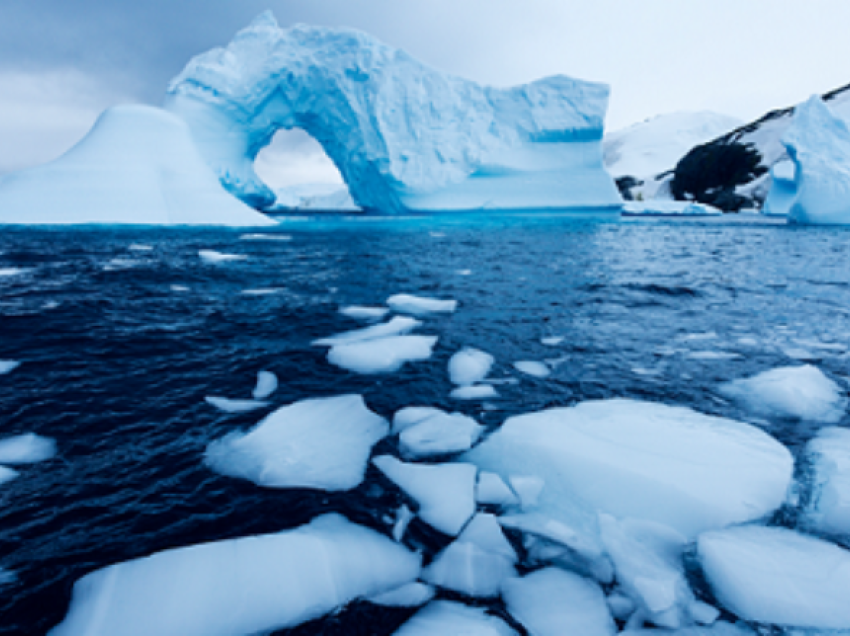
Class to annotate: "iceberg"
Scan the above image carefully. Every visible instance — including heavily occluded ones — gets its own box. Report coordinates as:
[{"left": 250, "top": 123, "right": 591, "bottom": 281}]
[
  {"left": 327, "top": 335, "right": 438, "bottom": 375},
  {"left": 205, "top": 394, "right": 387, "bottom": 491},
  {"left": 780, "top": 96, "right": 850, "bottom": 224},
  {"left": 448, "top": 348, "right": 495, "bottom": 386},
  {"left": 802, "top": 427, "right": 850, "bottom": 537},
  {"left": 718, "top": 364, "right": 847, "bottom": 423},
  {"left": 399, "top": 411, "right": 484, "bottom": 458},
  {"left": 393, "top": 601, "right": 517, "bottom": 636},
  {"left": 0, "top": 433, "right": 57, "bottom": 464},
  {"left": 50, "top": 514, "right": 420, "bottom": 636},
  {"left": 0, "top": 105, "right": 275, "bottom": 226},
  {"left": 697, "top": 525, "right": 850, "bottom": 630},
  {"left": 165, "top": 13, "right": 621, "bottom": 213}
]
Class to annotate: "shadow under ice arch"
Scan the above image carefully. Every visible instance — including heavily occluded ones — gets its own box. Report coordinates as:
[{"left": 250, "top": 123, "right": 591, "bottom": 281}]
[{"left": 164, "top": 12, "right": 622, "bottom": 214}]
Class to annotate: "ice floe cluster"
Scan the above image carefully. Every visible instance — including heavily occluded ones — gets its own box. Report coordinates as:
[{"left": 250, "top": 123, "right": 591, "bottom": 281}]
[{"left": 49, "top": 293, "right": 850, "bottom": 636}]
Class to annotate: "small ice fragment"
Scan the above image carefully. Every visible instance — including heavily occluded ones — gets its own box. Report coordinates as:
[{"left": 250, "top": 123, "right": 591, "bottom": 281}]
[
  {"left": 399, "top": 412, "right": 483, "bottom": 458},
  {"left": 0, "top": 567, "right": 16, "bottom": 586},
  {"left": 0, "top": 268, "right": 27, "bottom": 277},
  {"left": 690, "top": 600, "right": 721, "bottom": 626},
  {"left": 198, "top": 250, "right": 247, "bottom": 263},
  {"left": 422, "top": 540, "right": 516, "bottom": 598},
  {"left": 239, "top": 233, "right": 292, "bottom": 241},
  {"left": 686, "top": 351, "right": 742, "bottom": 360},
  {"left": 737, "top": 337, "right": 759, "bottom": 347},
  {"left": 368, "top": 582, "right": 434, "bottom": 607},
  {"left": 241, "top": 288, "right": 281, "bottom": 295},
  {"left": 206, "top": 395, "right": 388, "bottom": 491},
  {"left": 205, "top": 396, "right": 270, "bottom": 413},
  {"left": 392, "top": 407, "right": 445, "bottom": 434},
  {"left": 476, "top": 471, "right": 519, "bottom": 506},
  {"left": 0, "top": 433, "right": 56, "bottom": 464},
  {"left": 328, "top": 335, "right": 437, "bottom": 375},
  {"left": 372, "top": 455, "right": 476, "bottom": 536},
  {"left": 252, "top": 371, "right": 278, "bottom": 400},
  {"left": 607, "top": 592, "right": 636, "bottom": 620},
  {"left": 541, "top": 336, "right": 564, "bottom": 346},
  {"left": 0, "top": 360, "right": 20, "bottom": 375},
  {"left": 314, "top": 316, "right": 421, "bottom": 346},
  {"left": 128, "top": 244, "right": 153, "bottom": 251},
  {"left": 450, "top": 385, "right": 499, "bottom": 400},
  {"left": 679, "top": 332, "right": 717, "bottom": 342},
  {"left": 170, "top": 285, "right": 189, "bottom": 292},
  {"left": 387, "top": 294, "right": 457, "bottom": 316},
  {"left": 429, "top": 232, "right": 446, "bottom": 238},
  {"left": 513, "top": 360, "right": 551, "bottom": 378},
  {"left": 339, "top": 306, "right": 390, "bottom": 321},
  {"left": 0, "top": 466, "right": 19, "bottom": 486},
  {"left": 394, "top": 601, "right": 517, "bottom": 635},
  {"left": 393, "top": 504, "right": 415, "bottom": 542},
  {"left": 455, "top": 269, "right": 472, "bottom": 276},
  {"left": 448, "top": 348, "right": 494, "bottom": 386}
]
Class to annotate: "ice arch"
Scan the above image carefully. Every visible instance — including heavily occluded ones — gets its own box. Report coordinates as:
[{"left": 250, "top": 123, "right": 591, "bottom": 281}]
[{"left": 165, "top": 12, "right": 621, "bottom": 213}]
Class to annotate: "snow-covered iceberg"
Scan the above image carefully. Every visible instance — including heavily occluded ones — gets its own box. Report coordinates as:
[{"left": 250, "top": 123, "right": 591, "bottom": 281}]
[
  {"left": 0, "top": 105, "right": 275, "bottom": 226},
  {"left": 164, "top": 12, "right": 622, "bottom": 213},
  {"left": 50, "top": 514, "right": 420, "bottom": 636}
]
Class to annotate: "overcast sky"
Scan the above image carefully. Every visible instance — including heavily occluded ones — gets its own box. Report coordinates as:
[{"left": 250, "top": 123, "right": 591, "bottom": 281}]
[{"left": 3, "top": 0, "right": 850, "bottom": 187}]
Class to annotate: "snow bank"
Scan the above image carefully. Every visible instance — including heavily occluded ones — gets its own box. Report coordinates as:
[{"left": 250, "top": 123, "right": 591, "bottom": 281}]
[
  {"left": 165, "top": 13, "right": 621, "bottom": 213},
  {"left": 394, "top": 601, "right": 517, "bottom": 635},
  {"left": 50, "top": 514, "right": 420, "bottom": 636},
  {"left": 0, "top": 433, "right": 57, "bottom": 464},
  {"left": 388, "top": 294, "right": 457, "bottom": 316},
  {"left": 0, "top": 105, "right": 275, "bottom": 226},
  {"left": 464, "top": 399, "right": 793, "bottom": 540},
  {"left": 399, "top": 411, "right": 483, "bottom": 458},
  {"left": 698, "top": 525, "right": 850, "bottom": 630},
  {"left": 327, "top": 335, "right": 438, "bottom": 374},
  {"left": 205, "top": 395, "right": 387, "bottom": 490},
  {"left": 802, "top": 427, "right": 850, "bottom": 537},
  {"left": 449, "top": 348, "right": 494, "bottom": 386},
  {"left": 718, "top": 364, "right": 846, "bottom": 423}
]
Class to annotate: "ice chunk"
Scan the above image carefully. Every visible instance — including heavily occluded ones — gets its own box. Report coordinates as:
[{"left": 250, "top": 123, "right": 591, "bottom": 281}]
[
  {"left": 166, "top": 16, "right": 619, "bottom": 214},
  {"left": 313, "top": 316, "right": 421, "bottom": 346},
  {"left": 476, "top": 471, "right": 519, "bottom": 507},
  {"left": 422, "top": 541, "right": 516, "bottom": 598},
  {"left": 387, "top": 294, "right": 457, "bottom": 316},
  {"left": 450, "top": 385, "right": 499, "bottom": 400},
  {"left": 509, "top": 475, "right": 545, "bottom": 508},
  {"left": 541, "top": 336, "right": 564, "bottom": 346},
  {"left": 393, "top": 504, "right": 415, "bottom": 542},
  {"left": 621, "top": 623, "right": 754, "bottom": 635},
  {"left": 198, "top": 250, "right": 248, "bottom": 263},
  {"left": 502, "top": 568, "right": 617, "bottom": 636},
  {"left": 129, "top": 244, "right": 153, "bottom": 251},
  {"left": 448, "top": 348, "right": 495, "bottom": 386},
  {"left": 802, "top": 426, "right": 850, "bottom": 537},
  {"left": 367, "top": 582, "right": 434, "bottom": 607},
  {"left": 0, "top": 105, "right": 276, "bottom": 227},
  {"left": 719, "top": 364, "right": 847, "bottom": 423},
  {"left": 0, "top": 433, "right": 56, "bottom": 464},
  {"left": 204, "top": 396, "right": 270, "bottom": 413},
  {"left": 252, "top": 370, "right": 278, "bottom": 400},
  {"left": 393, "top": 600, "right": 517, "bottom": 635},
  {"left": 698, "top": 525, "right": 850, "bottom": 629},
  {"left": 241, "top": 288, "right": 281, "bottom": 296},
  {"left": 171, "top": 285, "right": 190, "bottom": 292},
  {"left": 399, "top": 412, "right": 483, "bottom": 458},
  {"left": 0, "top": 465, "right": 19, "bottom": 486},
  {"left": 372, "top": 456, "right": 476, "bottom": 536},
  {"left": 339, "top": 306, "right": 390, "bottom": 321},
  {"left": 513, "top": 360, "right": 551, "bottom": 378},
  {"left": 327, "top": 335, "right": 438, "bottom": 374},
  {"left": 0, "top": 360, "right": 20, "bottom": 374},
  {"left": 50, "top": 514, "right": 420, "bottom": 636},
  {"left": 206, "top": 395, "right": 387, "bottom": 491},
  {"left": 392, "top": 407, "right": 446, "bottom": 434},
  {"left": 464, "top": 399, "right": 793, "bottom": 539}
]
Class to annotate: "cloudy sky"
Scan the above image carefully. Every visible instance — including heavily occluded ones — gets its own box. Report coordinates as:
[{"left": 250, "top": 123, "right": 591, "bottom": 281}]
[{"left": 2, "top": 0, "right": 850, "bottom": 187}]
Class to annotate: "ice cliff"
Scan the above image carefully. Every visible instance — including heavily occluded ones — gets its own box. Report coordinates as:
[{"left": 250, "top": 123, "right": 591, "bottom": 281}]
[{"left": 164, "top": 12, "right": 621, "bottom": 214}]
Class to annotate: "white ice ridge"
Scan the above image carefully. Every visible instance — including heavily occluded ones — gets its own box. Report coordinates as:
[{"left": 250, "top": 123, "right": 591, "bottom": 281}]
[
  {"left": 802, "top": 427, "right": 850, "bottom": 537},
  {"left": 0, "top": 105, "right": 275, "bottom": 227},
  {"left": 164, "top": 12, "right": 622, "bottom": 213},
  {"left": 778, "top": 96, "right": 850, "bottom": 224},
  {"left": 0, "top": 433, "right": 57, "bottom": 464},
  {"left": 697, "top": 525, "right": 850, "bottom": 630},
  {"left": 49, "top": 514, "right": 421, "bottom": 636},
  {"left": 205, "top": 394, "right": 387, "bottom": 490},
  {"left": 718, "top": 364, "right": 847, "bottom": 423},
  {"left": 464, "top": 399, "right": 793, "bottom": 540},
  {"left": 394, "top": 600, "right": 517, "bottom": 636}
]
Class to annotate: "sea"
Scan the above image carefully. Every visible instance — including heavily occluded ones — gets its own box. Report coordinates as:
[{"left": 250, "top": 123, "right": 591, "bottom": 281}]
[{"left": 0, "top": 212, "right": 848, "bottom": 634}]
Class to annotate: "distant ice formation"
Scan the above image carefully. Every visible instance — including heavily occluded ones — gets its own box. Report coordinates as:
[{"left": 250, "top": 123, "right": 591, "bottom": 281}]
[
  {"left": 621, "top": 201, "right": 722, "bottom": 217},
  {"left": 0, "top": 105, "right": 275, "bottom": 226},
  {"left": 165, "top": 12, "right": 622, "bottom": 213}
]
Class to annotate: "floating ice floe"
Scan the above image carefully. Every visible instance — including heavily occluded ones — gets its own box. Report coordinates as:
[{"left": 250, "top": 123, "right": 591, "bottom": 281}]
[
  {"left": 198, "top": 250, "right": 248, "bottom": 263},
  {"left": 513, "top": 360, "right": 551, "bottom": 378},
  {"left": 372, "top": 456, "right": 476, "bottom": 536},
  {"left": 0, "top": 360, "right": 20, "bottom": 375},
  {"left": 338, "top": 306, "right": 390, "bottom": 321},
  {"left": 204, "top": 396, "right": 270, "bottom": 413},
  {"left": 392, "top": 407, "right": 446, "bottom": 434},
  {"left": 802, "top": 426, "right": 850, "bottom": 537},
  {"left": 129, "top": 244, "right": 154, "bottom": 251},
  {"left": 465, "top": 399, "right": 793, "bottom": 542},
  {"left": 686, "top": 351, "right": 742, "bottom": 361},
  {"left": 541, "top": 336, "right": 564, "bottom": 346},
  {"left": 206, "top": 395, "right": 387, "bottom": 491},
  {"left": 448, "top": 347, "right": 494, "bottom": 386},
  {"left": 393, "top": 600, "right": 517, "bottom": 636},
  {"left": 240, "top": 288, "right": 281, "bottom": 296},
  {"left": 475, "top": 471, "right": 519, "bottom": 506},
  {"left": 313, "top": 316, "right": 421, "bottom": 346},
  {"left": 170, "top": 285, "right": 190, "bottom": 292},
  {"left": 239, "top": 233, "right": 292, "bottom": 241},
  {"left": 0, "top": 466, "right": 19, "bottom": 486},
  {"left": 252, "top": 370, "right": 278, "bottom": 400},
  {"left": 502, "top": 567, "right": 617, "bottom": 636},
  {"left": 0, "top": 433, "right": 57, "bottom": 464},
  {"left": 0, "top": 268, "right": 27, "bottom": 277},
  {"left": 50, "top": 514, "right": 420, "bottom": 636},
  {"left": 367, "top": 582, "right": 434, "bottom": 607},
  {"left": 718, "top": 364, "right": 847, "bottom": 423},
  {"left": 621, "top": 622, "right": 754, "bottom": 635},
  {"left": 449, "top": 385, "right": 499, "bottom": 400},
  {"left": 399, "top": 411, "right": 483, "bottom": 458},
  {"left": 327, "top": 335, "right": 438, "bottom": 375},
  {"left": 422, "top": 513, "right": 517, "bottom": 598},
  {"left": 387, "top": 294, "right": 457, "bottom": 316},
  {"left": 698, "top": 525, "right": 850, "bottom": 630}
]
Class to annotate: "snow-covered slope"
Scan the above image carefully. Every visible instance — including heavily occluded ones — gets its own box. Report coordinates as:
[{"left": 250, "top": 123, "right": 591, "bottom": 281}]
[
  {"left": 0, "top": 105, "right": 275, "bottom": 226},
  {"left": 604, "top": 111, "right": 742, "bottom": 179},
  {"left": 165, "top": 12, "right": 622, "bottom": 213}
]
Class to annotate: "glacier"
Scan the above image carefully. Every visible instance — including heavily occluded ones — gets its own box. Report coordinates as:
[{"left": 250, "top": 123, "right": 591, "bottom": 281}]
[{"left": 164, "top": 12, "right": 622, "bottom": 214}]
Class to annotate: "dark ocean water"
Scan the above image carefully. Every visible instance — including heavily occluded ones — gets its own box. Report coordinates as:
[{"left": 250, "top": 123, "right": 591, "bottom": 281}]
[{"left": 0, "top": 213, "right": 848, "bottom": 634}]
